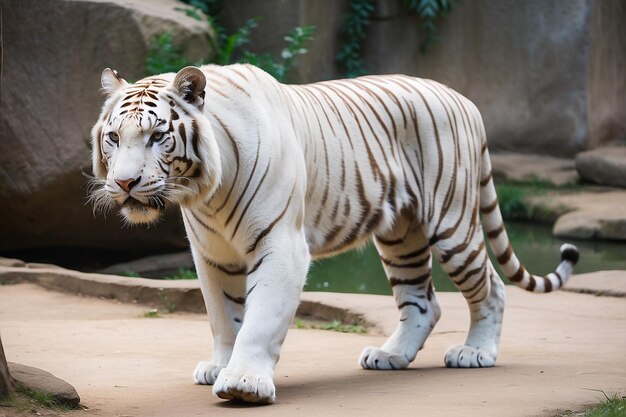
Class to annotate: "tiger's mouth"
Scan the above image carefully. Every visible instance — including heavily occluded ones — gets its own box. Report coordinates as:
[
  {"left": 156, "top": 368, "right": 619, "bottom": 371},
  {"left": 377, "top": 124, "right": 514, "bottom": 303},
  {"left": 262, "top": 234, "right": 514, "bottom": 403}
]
[
  {"left": 120, "top": 195, "right": 165, "bottom": 224},
  {"left": 123, "top": 195, "right": 165, "bottom": 211}
]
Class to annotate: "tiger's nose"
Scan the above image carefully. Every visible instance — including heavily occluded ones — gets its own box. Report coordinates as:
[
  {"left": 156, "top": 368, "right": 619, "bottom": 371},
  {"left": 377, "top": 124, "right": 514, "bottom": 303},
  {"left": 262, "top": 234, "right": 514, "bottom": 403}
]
[{"left": 115, "top": 176, "right": 141, "bottom": 192}]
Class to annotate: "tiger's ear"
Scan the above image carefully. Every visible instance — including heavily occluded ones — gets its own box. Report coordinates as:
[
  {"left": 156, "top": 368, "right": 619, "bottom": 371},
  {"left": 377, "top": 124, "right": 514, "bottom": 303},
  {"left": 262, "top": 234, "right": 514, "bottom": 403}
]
[
  {"left": 101, "top": 68, "right": 128, "bottom": 96},
  {"left": 172, "top": 66, "right": 206, "bottom": 109}
]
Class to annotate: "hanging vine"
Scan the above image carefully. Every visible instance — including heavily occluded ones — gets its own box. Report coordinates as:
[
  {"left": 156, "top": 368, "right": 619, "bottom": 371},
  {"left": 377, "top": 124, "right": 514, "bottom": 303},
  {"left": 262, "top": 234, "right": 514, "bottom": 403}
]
[
  {"left": 337, "top": 0, "right": 457, "bottom": 78},
  {"left": 336, "top": 0, "right": 376, "bottom": 78},
  {"left": 405, "top": 0, "right": 457, "bottom": 52}
]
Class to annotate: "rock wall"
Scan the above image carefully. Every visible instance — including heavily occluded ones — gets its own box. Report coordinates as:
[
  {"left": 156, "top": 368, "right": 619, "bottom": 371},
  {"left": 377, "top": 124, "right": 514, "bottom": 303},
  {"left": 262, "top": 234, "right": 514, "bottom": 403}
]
[
  {"left": 363, "top": 0, "right": 594, "bottom": 156},
  {"left": 0, "top": 0, "right": 213, "bottom": 253},
  {"left": 220, "top": 0, "right": 625, "bottom": 155}
]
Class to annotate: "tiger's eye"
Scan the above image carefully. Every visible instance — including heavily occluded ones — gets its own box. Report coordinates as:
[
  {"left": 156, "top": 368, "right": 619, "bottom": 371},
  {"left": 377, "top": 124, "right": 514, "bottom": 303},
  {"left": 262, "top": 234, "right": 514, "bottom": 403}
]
[
  {"left": 108, "top": 132, "right": 119, "bottom": 142},
  {"left": 151, "top": 131, "right": 164, "bottom": 142}
]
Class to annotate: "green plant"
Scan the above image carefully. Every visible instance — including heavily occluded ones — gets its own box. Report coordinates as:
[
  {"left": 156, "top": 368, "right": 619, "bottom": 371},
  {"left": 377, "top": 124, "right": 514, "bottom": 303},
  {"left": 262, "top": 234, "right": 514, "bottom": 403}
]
[
  {"left": 243, "top": 25, "right": 315, "bottom": 82},
  {"left": 294, "top": 318, "right": 367, "bottom": 334},
  {"left": 163, "top": 268, "right": 198, "bottom": 280},
  {"left": 494, "top": 177, "right": 580, "bottom": 221},
  {"left": 146, "top": 1, "right": 315, "bottom": 83},
  {"left": 582, "top": 394, "right": 626, "bottom": 417},
  {"left": 494, "top": 183, "right": 554, "bottom": 221},
  {"left": 146, "top": 33, "right": 193, "bottom": 76},
  {"left": 121, "top": 270, "right": 141, "bottom": 278},
  {"left": 558, "top": 392, "right": 626, "bottom": 417},
  {"left": 211, "top": 17, "right": 259, "bottom": 65},
  {"left": 2, "top": 383, "right": 73, "bottom": 412},
  {"left": 322, "top": 319, "right": 366, "bottom": 333},
  {"left": 496, "top": 183, "right": 529, "bottom": 219},
  {"left": 405, "top": 0, "right": 457, "bottom": 53},
  {"left": 158, "top": 293, "right": 177, "bottom": 313},
  {"left": 336, "top": 0, "right": 375, "bottom": 78},
  {"left": 176, "top": 0, "right": 255, "bottom": 65},
  {"left": 143, "top": 309, "right": 160, "bottom": 318}
]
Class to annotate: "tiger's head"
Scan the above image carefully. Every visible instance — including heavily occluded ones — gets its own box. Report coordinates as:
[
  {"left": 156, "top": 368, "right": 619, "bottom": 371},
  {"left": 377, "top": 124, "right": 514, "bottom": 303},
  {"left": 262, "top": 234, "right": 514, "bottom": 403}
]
[{"left": 89, "top": 66, "right": 221, "bottom": 224}]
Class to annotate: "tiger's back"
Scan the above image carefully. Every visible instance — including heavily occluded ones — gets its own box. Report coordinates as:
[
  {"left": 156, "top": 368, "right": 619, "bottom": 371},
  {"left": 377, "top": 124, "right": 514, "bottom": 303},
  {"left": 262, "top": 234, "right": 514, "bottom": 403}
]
[{"left": 283, "top": 75, "right": 486, "bottom": 259}]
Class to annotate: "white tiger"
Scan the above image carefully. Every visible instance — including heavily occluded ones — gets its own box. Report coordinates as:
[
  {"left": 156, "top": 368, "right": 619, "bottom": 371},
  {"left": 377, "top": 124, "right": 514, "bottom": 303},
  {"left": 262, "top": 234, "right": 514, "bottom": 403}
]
[{"left": 90, "top": 64, "right": 579, "bottom": 403}]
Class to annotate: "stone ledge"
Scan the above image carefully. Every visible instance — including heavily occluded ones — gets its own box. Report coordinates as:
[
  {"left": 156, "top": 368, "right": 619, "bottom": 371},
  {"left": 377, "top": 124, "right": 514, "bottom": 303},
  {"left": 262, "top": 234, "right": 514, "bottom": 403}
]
[
  {"left": 0, "top": 261, "right": 375, "bottom": 328},
  {"left": 0, "top": 263, "right": 206, "bottom": 313},
  {"left": 490, "top": 152, "right": 578, "bottom": 186},
  {"left": 97, "top": 251, "right": 194, "bottom": 277},
  {"left": 564, "top": 270, "right": 626, "bottom": 297},
  {"left": 1, "top": 258, "right": 622, "bottom": 328},
  {"left": 527, "top": 190, "right": 626, "bottom": 241},
  {"left": 489, "top": 152, "right": 626, "bottom": 241}
]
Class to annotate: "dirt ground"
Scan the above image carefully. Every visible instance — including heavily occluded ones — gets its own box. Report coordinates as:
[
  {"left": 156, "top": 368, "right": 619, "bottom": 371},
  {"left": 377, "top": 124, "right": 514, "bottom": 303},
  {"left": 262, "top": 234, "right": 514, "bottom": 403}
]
[{"left": 1, "top": 280, "right": 625, "bottom": 417}]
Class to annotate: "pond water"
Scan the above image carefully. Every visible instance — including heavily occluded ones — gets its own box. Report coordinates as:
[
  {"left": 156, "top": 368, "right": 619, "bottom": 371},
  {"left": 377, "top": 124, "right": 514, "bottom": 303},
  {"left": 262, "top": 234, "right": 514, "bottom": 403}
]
[{"left": 305, "top": 221, "right": 626, "bottom": 295}]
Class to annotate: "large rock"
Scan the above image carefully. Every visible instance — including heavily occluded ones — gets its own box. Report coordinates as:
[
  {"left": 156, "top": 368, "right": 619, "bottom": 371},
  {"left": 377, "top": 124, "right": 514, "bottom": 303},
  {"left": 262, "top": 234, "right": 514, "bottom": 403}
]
[
  {"left": 539, "top": 190, "right": 626, "bottom": 241},
  {"left": 575, "top": 146, "right": 626, "bottom": 188},
  {"left": 490, "top": 152, "right": 578, "bottom": 186},
  {"left": 554, "top": 208, "right": 626, "bottom": 241},
  {"left": 0, "top": 0, "right": 214, "bottom": 253},
  {"left": 8, "top": 362, "right": 80, "bottom": 408},
  {"left": 98, "top": 251, "right": 194, "bottom": 277}
]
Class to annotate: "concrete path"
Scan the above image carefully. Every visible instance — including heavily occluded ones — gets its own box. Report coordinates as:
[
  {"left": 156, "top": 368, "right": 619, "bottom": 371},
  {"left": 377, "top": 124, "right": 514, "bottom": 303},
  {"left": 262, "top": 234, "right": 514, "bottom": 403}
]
[{"left": 1, "top": 271, "right": 625, "bottom": 417}]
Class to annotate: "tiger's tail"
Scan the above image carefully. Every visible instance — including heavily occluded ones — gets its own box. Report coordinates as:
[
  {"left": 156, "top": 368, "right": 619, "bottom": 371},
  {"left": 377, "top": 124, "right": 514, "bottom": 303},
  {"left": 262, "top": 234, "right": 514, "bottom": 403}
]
[{"left": 478, "top": 146, "right": 579, "bottom": 292}]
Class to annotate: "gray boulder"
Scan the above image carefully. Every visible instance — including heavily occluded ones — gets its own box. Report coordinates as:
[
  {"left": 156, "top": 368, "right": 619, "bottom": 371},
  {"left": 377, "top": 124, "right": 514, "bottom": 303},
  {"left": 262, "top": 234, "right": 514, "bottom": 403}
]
[
  {"left": 0, "top": 0, "right": 214, "bottom": 253},
  {"left": 490, "top": 152, "right": 578, "bottom": 186},
  {"left": 98, "top": 251, "right": 194, "bottom": 278},
  {"left": 575, "top": 146, "right": 626, "bottom": 188},
  {"left": 554, "top": 209, "right": 626, "bottom": 241},
  {"left": 8, "top": 362, "right": 80, "bottom": 408},
  {"left": 548, "top": 190, "right": 626, "bottom": 241}
]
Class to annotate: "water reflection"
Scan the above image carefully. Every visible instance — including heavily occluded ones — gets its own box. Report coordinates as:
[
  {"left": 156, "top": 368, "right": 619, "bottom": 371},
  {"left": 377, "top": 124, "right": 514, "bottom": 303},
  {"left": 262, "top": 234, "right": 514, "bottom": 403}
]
[{"left": 305, "top": 221, "right": 626, "bottom": 295}]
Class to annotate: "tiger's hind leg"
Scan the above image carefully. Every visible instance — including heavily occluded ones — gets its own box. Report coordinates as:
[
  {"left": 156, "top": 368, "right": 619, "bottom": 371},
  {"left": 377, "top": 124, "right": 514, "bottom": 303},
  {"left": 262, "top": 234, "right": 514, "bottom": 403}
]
[
  {"left": 360, "top": 215, "right": 441, "bottom": 370},
  {"left": 432, "top": 229, "right": 505, "bottom": 368}
]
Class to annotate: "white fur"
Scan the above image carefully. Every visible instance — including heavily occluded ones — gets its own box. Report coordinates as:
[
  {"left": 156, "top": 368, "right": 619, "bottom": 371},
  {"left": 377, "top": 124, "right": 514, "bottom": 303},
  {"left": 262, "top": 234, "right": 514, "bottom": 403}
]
[{"left": 91, "top": 64, "right": 578, "bottom": 404}]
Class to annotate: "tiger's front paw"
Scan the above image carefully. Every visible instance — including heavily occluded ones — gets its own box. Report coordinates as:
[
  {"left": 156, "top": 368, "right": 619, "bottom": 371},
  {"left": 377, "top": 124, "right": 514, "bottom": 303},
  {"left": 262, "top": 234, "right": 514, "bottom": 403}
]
[
  {"left": 444, "top": 345, "right": 496, "bottom": 368},
  {"left": 213, "top": 368, "right": 276, "bottom": 403},
  {"left": 193, "top": 361, "right": 225, "bottom": 385},
  {"left": 359, "top": 347, "right": 410, "bottom": 370}
]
